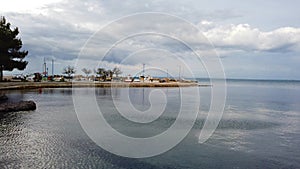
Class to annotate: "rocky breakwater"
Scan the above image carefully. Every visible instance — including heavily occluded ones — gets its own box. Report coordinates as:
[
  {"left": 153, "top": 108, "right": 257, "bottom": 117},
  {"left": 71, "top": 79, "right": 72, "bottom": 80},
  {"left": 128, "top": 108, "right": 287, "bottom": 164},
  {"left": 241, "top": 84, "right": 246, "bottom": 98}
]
[
  {"left": 0, "top": 94, "right": 36, "bottom": 113},
  {"left": 0, "top": 94, "right": 8, "bottom": 101}
]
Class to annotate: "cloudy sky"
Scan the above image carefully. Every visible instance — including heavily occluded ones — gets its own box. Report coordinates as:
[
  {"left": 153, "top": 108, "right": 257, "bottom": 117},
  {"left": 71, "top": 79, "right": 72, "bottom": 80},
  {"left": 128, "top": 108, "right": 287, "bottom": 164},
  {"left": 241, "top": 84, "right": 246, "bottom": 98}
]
[{"left": 1, "top": 0, "right": 300, "bottom": 80}]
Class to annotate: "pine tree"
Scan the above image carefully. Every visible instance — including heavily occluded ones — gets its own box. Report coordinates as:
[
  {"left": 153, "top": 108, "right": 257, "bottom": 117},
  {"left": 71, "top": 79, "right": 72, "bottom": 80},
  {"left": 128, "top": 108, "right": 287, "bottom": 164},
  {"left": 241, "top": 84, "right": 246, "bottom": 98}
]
[{"left": 0, "top": 16, "right": 28, "bottom": 81}]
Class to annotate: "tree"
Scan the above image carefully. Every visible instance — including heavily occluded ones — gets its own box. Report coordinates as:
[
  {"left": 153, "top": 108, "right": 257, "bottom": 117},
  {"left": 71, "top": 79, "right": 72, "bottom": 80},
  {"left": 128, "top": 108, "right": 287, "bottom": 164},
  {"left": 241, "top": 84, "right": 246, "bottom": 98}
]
[
  {"left": 112, "top": 67, "right": 122, "bottom": 77},
  {"left": 0, "top": 16, "right": 28, "bottom": 81},
  {"left": 95, "top": 68, "right": 107, "bottom": 81},
  {"left": 107, "top": 69, "right": 113, "bottom": 79},
  {"left": 82, "top": 68, "right": 91, "bottom": 78},
  {"left": 63, "top": 66, "right": 75, "bottom": 81},
  {"left": 33, "top": 73, "right": 42, "bottom": 82}
]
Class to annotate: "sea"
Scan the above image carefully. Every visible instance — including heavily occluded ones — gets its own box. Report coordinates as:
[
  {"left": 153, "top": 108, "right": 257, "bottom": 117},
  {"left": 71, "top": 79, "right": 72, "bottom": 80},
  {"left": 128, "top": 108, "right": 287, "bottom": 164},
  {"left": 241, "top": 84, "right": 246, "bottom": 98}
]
[{"left": 0, "top": 79, "right": 299, "bottom": 169}]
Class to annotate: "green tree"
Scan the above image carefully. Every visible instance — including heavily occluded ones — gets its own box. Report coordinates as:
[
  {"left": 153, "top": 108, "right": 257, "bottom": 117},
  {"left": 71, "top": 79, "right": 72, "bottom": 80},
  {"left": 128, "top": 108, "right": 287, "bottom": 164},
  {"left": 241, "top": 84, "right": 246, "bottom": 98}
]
[
  {"left": 107, "top": 69, "right": 113, "bottom": 79},
  {"left": 0, "top": 16, "right": 28, "bottom": 81},
  {"left": 95, "top": 68, "right": 106, "bottom": 81},
  {"left": 63, "top": 65, "right": 75, "bottom": 81}
]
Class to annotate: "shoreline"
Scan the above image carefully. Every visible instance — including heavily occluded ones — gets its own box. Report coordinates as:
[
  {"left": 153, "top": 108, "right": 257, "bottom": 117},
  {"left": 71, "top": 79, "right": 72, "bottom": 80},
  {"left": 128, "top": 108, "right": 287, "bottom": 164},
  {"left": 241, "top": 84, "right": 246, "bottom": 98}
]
[{"left": 0, "top": 81, "right": 209, "bottom": 90}]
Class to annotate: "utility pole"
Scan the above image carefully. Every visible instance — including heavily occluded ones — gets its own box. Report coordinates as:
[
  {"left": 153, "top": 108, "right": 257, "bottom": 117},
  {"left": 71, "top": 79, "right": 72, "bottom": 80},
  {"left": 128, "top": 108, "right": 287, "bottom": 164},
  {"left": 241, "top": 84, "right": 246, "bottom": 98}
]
[
  {"left": 166, "top": 69, "right": 168, "bottom": 79},
  {"left": 142, "top": 63, "right": 145, "bottom": 82},
  {"left": 182, "top": 67, "right": 184, "bottom": 80},
  {"left": 178, "top": 65, "right": 181, "bottom": 81},
  {"left": 143, "top": 63, "right": 145, "bottom": 76},
  {"left": 52, "top": 59, "right": 54, "bottom": 77},
  {"left": 43, "top": 57, "right": 47, "bottom": 77}
]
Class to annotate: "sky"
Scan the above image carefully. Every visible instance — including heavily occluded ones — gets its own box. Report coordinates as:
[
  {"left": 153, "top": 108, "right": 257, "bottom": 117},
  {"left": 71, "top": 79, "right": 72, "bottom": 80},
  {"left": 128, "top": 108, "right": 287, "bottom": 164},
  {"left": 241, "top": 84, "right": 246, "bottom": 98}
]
[{"left": 1, "top": 0, "right": 300, "bottom": 80}]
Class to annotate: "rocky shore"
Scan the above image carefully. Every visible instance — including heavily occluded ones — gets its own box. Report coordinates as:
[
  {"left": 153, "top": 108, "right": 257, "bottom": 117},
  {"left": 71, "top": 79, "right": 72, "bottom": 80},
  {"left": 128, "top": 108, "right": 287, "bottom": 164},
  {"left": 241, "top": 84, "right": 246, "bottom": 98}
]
[
  {"left": 0, "top": 100, "right": 36, "bottom": 113},
  {"left": 0, "top": 94, "right": 8, "bottom": 101}
]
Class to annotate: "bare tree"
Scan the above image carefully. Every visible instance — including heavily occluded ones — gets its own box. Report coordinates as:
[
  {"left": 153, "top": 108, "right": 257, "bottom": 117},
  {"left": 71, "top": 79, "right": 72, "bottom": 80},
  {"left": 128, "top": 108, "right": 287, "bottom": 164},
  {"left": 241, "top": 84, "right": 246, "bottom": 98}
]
[
  {"left": 63, "top": 66, "right": 75, "bottom": 81},
  {"left": 112, "top": 67, "right": 122, "bottom": 77},
  {"left": 82, "top": 68, "right": 91, "bottom": 78}
]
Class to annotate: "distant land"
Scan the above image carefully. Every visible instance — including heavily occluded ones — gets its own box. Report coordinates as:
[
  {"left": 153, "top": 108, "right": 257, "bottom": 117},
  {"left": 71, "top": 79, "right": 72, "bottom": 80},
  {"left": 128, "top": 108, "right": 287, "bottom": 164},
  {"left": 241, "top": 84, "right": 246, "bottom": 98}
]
[{"left": 0, "top": 81, "right": 202, "bottom": 90}]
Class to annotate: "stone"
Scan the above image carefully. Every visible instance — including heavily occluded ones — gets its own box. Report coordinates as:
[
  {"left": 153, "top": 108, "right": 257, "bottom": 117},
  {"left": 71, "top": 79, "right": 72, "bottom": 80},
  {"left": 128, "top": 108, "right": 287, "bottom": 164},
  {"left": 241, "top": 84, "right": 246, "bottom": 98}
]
[
  {"left": 0, "top": 101, "right": 36, "bottom": 113},
  {"left": 0, "top": 94, "right": 8, "bottom": 101}
]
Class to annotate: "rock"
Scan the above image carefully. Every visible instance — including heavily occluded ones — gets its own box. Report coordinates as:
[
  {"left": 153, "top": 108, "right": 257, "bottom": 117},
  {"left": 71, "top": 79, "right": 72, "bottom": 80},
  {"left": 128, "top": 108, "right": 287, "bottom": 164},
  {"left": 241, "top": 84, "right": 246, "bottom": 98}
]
[
  {"left": 0, "top": 94, "right": 8, "bottom": 101},
  {"left": 0, "top": 101, "right": 36, "bottom": 113}
]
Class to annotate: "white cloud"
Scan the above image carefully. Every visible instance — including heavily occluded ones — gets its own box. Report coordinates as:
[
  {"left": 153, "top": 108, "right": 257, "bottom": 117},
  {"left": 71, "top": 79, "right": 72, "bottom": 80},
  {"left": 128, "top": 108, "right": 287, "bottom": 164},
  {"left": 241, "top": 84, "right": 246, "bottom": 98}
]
[
  {"left": 201, "top": 20, "right": 213, "bottom": 26},
  {"left": 0, "top": 0, "right": 62, "bottom": 14},
  {"left": 2, "top": 0, "right": 300, "bottom": 79},
  {"left": 202, "top": 22, "right": 300, "bottom": 53}
]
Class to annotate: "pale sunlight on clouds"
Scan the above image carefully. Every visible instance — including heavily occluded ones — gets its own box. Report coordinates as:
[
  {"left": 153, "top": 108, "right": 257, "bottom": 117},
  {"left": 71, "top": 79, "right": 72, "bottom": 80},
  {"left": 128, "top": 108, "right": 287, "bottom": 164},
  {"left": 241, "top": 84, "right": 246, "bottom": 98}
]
[{"left": 0, "top": 0, "right": 62, "bottom": 13}]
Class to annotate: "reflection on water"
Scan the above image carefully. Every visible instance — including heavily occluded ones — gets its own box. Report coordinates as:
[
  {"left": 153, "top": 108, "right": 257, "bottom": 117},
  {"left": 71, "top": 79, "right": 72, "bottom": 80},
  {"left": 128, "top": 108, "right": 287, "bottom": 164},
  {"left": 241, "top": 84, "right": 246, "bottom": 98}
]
[{"left": 0, "top": 82, "right": 300, "bottom": 168}]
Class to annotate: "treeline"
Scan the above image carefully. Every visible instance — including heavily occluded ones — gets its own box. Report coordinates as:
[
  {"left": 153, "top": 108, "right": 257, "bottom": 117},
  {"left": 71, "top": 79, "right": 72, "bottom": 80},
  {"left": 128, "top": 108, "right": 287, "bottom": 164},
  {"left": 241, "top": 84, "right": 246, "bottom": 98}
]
[
  {"left": 93, "top": 67, "right": 122, "bottom": 81},
  {"left": 63, "top": 66, "right": 122, "bottom": 81}
]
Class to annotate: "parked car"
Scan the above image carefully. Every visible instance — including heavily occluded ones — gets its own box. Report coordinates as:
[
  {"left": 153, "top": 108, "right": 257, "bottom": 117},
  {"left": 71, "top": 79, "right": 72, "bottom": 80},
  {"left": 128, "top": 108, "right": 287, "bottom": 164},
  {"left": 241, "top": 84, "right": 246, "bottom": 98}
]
[
  {"left": 26, "top": 74, "right": 35, "bottom": 82},
  {"left": 12, "top": 74, "right": 26, "bottom": 81},
  {"left": 132, "top": 77, "right": 140, "bottom": 82}
]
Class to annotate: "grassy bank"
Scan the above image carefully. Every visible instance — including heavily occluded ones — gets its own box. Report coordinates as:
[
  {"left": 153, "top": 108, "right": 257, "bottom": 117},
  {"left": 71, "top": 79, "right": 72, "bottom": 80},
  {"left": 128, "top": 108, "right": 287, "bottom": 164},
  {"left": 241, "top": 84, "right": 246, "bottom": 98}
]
[{"left": 0, "top": 81, "right": 204, "bottom": 90}]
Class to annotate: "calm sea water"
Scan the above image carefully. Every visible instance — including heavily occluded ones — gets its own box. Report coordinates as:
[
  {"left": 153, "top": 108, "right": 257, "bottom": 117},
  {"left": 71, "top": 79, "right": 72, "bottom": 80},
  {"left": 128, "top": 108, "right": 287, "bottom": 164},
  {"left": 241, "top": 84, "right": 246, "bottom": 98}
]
[{"left": 0, "top": 80, "right": 300, "bottom": 168}]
